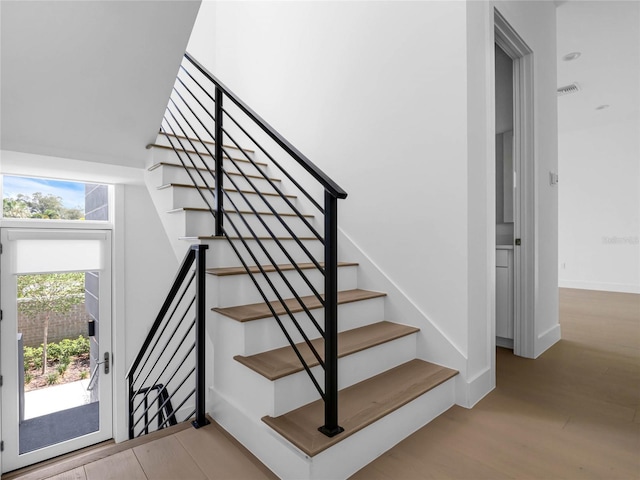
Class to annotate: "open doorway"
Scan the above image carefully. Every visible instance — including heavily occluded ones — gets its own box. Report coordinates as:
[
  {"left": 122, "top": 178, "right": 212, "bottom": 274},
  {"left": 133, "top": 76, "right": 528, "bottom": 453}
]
[
  {"left": 495, "top": 10, "right": 536, "bottom": 358},
  {"left": 495, "top": 43, "right": 515, "bottom": 350}
]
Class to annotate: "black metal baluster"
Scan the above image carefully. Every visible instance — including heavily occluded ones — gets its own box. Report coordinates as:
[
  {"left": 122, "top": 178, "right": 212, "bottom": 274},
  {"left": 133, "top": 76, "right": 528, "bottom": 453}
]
[{"left": 215, "top": 87, "right": 224, "bottom": 236}]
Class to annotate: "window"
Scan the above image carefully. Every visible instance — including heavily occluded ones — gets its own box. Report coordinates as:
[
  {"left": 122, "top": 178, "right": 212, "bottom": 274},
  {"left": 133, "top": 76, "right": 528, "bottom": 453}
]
[{"left": 2, "top": 175, "right": 109, "bottom": 222}]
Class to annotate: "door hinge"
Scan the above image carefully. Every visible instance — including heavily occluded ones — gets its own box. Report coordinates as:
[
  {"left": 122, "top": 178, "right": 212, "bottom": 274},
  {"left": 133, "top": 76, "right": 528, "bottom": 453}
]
[
  {"left": 0, "top": 375, "right": 3, "bottom": 387},
  {"left": 1, "top": 309, "right": 3, "bottom": 321},
  {"left": 0, "top": 243, "right": 3, "bottom": 254},
  {"left": 1, "top": 440, "right": 4, "bottom": 452}
]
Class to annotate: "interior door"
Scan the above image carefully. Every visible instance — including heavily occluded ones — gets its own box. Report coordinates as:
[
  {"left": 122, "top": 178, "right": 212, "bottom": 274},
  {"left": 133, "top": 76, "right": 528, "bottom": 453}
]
[{"left": 1, "top": 228, "right": 112, "bottom": 473}]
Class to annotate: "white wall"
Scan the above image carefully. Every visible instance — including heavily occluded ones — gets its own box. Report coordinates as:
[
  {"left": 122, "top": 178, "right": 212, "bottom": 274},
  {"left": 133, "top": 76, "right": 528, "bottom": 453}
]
[
  {"left": 559, "top": 117, "right": 640, "bottom": 293},
  {"left": 187, "top": 0, "right": 558, "bottom": 402},
  {"left": 202, "top": 0, "right": 471, "bottom": 354},
  {"left": 557, "top": 1, "right": 640, "bottom": 294}
]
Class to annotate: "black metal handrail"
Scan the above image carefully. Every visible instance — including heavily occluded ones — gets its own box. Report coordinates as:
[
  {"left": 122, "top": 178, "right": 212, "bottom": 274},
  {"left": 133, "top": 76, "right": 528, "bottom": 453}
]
[
  {"left": 126, "top": 244, "right": 208, "bottom": 439},
  {"left": 157, "top": 53, "right": 347, "bottom": 437},
  {"left": 184, "top": 52, "right": 347, "bottom": 201}
]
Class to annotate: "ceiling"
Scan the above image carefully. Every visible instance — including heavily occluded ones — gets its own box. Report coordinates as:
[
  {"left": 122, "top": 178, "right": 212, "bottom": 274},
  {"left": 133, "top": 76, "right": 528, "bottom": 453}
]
[
  {"left": 556, "top": 1, "right": 640, "bottom": 133},
  {"left": 0, "top": 0, "right": 201, "bottom": 168}
]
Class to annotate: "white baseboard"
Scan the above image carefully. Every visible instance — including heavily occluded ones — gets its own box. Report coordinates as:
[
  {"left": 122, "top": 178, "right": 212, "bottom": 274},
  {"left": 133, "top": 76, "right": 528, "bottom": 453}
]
[
  {"left": 559, "top": 280, "right": 640, "bottom": 294},
  {"left": 455, "top": 366, "right": 493, "bottom": 408},
  {"left": 535, "top": 323, "right": 561, "bottom": 358}
]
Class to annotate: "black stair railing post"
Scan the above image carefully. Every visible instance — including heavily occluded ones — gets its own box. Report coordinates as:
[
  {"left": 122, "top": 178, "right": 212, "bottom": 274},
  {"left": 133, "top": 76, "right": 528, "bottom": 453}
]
[
  {"left": 128, "top": 381, "right": 135, "bottom": 439},
  {"left": 192, "top": 244, "right": 210, "bottom": 429},
  {"left": 319, "top": 191, "right": 344, "bottom": 438},
  {"left": 214, "top": 86, "right": 224, "bottom": 236}
]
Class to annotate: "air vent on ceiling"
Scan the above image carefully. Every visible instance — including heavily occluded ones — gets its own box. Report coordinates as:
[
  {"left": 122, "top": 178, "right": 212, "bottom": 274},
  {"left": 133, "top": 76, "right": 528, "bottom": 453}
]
[{"left": 557, "top": 83, "right": 580, "bottom": 96}]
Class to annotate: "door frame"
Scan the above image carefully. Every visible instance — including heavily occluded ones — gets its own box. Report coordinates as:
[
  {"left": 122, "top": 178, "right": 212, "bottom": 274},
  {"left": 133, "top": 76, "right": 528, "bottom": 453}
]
[
  {"left": 0, "top": 227, "right": 113, "bottom": 472},
  {"left": 495, "top": 9, "right": 535, "bottom": 358}
]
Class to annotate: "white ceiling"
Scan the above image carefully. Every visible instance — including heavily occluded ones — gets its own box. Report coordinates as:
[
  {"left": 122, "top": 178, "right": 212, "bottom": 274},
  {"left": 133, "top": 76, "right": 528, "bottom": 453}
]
[
  {"left": 0, "top": 0, "right": 201, "bottom": 168},
  {"left": 556, "top": 1, "right": 640, "bottom": 133}
]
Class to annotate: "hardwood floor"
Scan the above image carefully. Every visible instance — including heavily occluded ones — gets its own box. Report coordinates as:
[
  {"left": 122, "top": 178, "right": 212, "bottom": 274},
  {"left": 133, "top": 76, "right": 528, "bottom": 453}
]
[
  {"left": 6, "top": 288, "right": 638, "bottom": 480},
  {"left": 351, "top": 288, "right": 640, "bottom": 479}
]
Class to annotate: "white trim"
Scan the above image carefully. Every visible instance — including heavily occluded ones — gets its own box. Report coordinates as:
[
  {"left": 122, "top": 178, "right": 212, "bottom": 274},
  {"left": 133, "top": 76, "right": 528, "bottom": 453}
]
[
  {"left": 112, "top": 184, "right": 128, "bottom": 443},
  {"left": 0, "top": 219, "right": 112, "bottom": 230},
  {"left": 337, "top": 228, "right": 467, "bottom": 373},
  {"left": 535, "top": 324, "right": 561, "bottom": 358},
  {"left": 559, "top": 280, "right": 640, "bottom": 295},
  {"left": 454, "top": 366, "right": 493, "bottom": 409},
  {"left": 494, "top": 9, "right": 536, "bottom": 359}
]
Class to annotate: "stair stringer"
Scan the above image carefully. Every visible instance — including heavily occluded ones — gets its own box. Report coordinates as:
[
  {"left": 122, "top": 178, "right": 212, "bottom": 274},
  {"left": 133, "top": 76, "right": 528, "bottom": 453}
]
[{"left": 335, "top": 228, "right": 491, "bottom": 407}]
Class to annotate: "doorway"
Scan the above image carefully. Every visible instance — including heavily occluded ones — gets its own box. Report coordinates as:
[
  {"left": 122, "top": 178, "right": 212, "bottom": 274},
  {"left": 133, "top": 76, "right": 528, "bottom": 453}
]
[
  {"left": 1, "top": 229, "right": 112, "bottom": 472},
  {"left": 495, "top": 10, "right": 535, "bottom": 358}
]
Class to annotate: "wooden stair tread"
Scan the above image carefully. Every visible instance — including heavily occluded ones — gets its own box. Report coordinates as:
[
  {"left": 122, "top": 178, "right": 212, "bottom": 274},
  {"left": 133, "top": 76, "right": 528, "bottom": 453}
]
[
  {"left": 148, "top": 162, "right": 282, "bottom": 182},
  {"left": 167, "top": 207, "right": 314, "bottom": 218},
  {"left": 207, "top": 261, "right": 357, "bottom": 277},
  {"left": 180, "top": 235, "right": 319, "bottom": 241},
  {"left": 158, "top": 183, "right": 297, "bottom": 199},
  {"left": 156, "top": 132, "right": 255, "bottom": 153},
  {"left": 262, "top": 359, "right": 458, "bottom": 457},
  {"left": 235, "top": 321, "right": 419, "bottom": 380},
  {"left": 213, "top": 288, "right": 387, "bottom": 322},
  {"left": 149, "top": 144, "right": 267, "bottom": 166}
]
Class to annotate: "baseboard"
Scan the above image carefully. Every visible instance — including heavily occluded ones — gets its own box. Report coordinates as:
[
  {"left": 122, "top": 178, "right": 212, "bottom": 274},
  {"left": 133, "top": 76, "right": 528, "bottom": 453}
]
[
  {"left": 535, "top": 323, "right": 561, "bottom": 358},
  {"left": 454, "top": 366, "right": 493, "bottom": 409},
  {"left": 559, "top": 280, "right": 640, "bottom": 294},
  {"left": 496, "top": 336, "right": 514, "bottom": 349}
]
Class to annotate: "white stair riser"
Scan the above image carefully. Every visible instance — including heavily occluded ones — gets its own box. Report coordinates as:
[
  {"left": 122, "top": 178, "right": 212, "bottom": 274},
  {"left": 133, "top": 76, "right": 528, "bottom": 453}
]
[
  {"left": 148, "top": 162, "right": 283, "bottom": 194},
  {"left": 214, "top": 295, "right": 386, "bottom": 355},
  {"left": 208, "top": 265, "right": 358, "bottom": 307},
  {"left": 154, "top": 135, "right": 255, "bottom": 159},
  {"left": 270, "top": 333, "right": 418, "bottom": 416},
  {"left": 202, "top": 239, "right": 325, "bottom": 269},
  {"left": 208, "top": 373, "right": 456, "bottom": 480},
  {"left": 151, "top": 144, "right": 261, "bottom": 171},
  {"left": 171, "top": 209, "right": 318, "bottom": 238},
  {"left": 162, "top": 184, "right": 298, "bottom": 213},
  {"left": 212, "top": 323, "right": 417, "bottom": 418}
]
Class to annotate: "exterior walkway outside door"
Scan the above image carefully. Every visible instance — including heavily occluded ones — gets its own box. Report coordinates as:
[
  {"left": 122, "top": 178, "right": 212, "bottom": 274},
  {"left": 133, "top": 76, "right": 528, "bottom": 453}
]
[{"left": 0, "top": 228, "right": 112, "bottom": 473}]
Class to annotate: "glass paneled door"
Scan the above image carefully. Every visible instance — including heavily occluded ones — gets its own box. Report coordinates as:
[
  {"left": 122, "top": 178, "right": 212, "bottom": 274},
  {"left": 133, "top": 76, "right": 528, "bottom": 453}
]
[{"left": 0, "top": 229, "right": 112, "bottom": 473}]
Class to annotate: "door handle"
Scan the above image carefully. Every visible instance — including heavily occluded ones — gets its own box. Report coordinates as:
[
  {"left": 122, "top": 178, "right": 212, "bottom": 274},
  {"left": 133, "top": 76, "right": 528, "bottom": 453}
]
[{"left": 86, "top": 352, "right": 110, "bottom": 391}]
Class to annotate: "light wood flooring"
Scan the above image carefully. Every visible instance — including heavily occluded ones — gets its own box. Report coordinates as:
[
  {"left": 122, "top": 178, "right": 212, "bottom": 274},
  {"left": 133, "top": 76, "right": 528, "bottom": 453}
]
[
  {"left": 5, "top": 288, "right": 639, "bottom": 480},
  {"left": 352, "top": 288, "right": 640, "bottom": 479}
]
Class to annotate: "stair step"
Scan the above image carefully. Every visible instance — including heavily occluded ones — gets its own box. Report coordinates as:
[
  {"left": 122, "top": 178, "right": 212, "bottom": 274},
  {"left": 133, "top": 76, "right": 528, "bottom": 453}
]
[
  {"left": 213, "top": 289, "right": 387, "bottom": 322},
  {"left": 262, "top": 359, "right": 458, "bottom": 457},
  {"left": 235, "top": 321, "right": 419, "bottom": 381},
  {"left": 182, "top": 235, "right": 319, "bottom": 241},
  {"left": 168, "top": 207, "right": 314, "bottom": 218},
  {"left": 149, "top": 143, "right": 267, "bottom": 166},
  {"left": 158, "top": 183, "right": 297, "bottom": 200},
  {"left": 156, "top": 132, "right": 255, "bottom": 154},
  {"left": 207, "top": 261, "right": 357, "bottom": 277},
  {"left": 148, "top": 162, "right": 281, "bottom": 183}
]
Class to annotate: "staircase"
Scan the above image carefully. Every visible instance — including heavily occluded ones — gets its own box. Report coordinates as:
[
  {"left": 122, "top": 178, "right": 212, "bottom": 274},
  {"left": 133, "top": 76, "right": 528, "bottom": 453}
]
[{"left": 140, "top": 54, "right": 459, "bottom": 479}]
